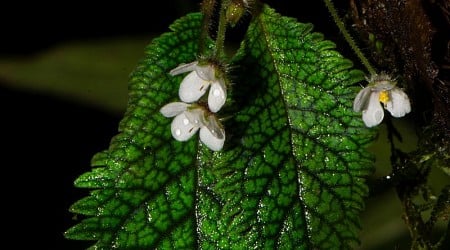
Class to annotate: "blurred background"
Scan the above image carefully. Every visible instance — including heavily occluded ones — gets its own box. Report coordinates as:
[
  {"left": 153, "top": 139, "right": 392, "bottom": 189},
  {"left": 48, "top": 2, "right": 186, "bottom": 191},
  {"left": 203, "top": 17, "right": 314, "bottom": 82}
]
[{"left": 1, "top": 1, "right": 447, "bottom": 249}]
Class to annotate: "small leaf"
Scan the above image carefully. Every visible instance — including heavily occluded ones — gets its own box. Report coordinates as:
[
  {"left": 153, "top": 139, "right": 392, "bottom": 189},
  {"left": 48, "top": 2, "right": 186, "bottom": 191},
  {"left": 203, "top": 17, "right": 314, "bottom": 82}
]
[{"left": 212, "top": 5, "right": 375, "bottom": 249}]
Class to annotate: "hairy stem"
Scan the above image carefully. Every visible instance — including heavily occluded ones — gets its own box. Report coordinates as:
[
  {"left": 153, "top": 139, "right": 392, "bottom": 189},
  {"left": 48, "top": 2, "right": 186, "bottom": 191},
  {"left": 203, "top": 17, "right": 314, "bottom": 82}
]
[
  {"left": 214, "top": 0, "right": 231, "bottom": 58},
  {"left": 200, "top": 0, "right": 216, "bottom": 55},
  {"left": 323, "top": 0, "right": 376, "bottom": 75}
]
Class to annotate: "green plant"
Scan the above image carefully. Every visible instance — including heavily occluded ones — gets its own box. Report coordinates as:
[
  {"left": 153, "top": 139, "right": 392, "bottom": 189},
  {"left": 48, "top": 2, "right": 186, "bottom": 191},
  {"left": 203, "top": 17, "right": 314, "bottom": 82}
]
[{"left": 65, "top": 1, "right": 449, "bottom": 249}]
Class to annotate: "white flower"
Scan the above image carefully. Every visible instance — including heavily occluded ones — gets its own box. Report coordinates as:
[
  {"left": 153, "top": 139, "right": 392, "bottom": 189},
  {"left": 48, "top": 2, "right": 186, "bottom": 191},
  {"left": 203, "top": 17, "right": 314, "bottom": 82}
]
[
  {"left": 353, "top": 74, "right": 411, "bottom": 127},
  {"left": 170, "top": 61, "right": 227, "bottom": 113},
  {"left": 160, "top": 102, "right": 225, "bottom": 151}
]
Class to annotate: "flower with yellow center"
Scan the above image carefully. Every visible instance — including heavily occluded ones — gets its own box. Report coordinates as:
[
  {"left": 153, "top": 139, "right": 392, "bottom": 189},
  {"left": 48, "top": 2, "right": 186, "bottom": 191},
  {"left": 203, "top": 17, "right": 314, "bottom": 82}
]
[
  {"left": 378, "top": 90, "right": 390, "bottom": 105},
  {"left": 353, "top": 73, "right": 411, "bottom": 127}
]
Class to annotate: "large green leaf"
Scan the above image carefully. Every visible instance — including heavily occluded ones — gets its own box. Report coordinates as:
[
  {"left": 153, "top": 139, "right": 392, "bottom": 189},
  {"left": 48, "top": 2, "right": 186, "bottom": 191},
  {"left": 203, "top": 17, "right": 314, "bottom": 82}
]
[
  {"left": 66, "top": 5, "right": 375, "bottom": 249},
  {"left": 65, "top": 13, "right": 218, "bottom": 249},
  {"left": 211, "top": 5, "right": 375, "bottom": 249}
]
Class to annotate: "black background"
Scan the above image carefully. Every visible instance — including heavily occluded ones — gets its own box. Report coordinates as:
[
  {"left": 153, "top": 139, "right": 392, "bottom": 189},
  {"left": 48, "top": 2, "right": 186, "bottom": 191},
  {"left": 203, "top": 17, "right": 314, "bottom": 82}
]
[{"left": 1, "top": 1, "right": 344, "bottom": 249}]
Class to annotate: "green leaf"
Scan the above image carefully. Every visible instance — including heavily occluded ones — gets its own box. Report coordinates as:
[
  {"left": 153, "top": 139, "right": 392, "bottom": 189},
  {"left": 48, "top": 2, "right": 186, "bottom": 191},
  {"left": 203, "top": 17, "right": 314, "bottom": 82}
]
[
  {"left": 0, "top": 37, "right": 151, "bottom": 113},
  {"left": 66, "top": 6, "right": 376, "bottom": 249},
  {"left": 65, "top": 13, "right": 219, "bottom": 249},
  {"left": 211, "top": 5, "right": 375, "bottom": 249}
]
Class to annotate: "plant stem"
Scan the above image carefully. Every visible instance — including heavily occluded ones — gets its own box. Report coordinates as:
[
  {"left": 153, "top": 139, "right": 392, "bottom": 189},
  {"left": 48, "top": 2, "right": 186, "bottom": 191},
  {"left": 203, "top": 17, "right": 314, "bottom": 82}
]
[
  {"left": 323, "top": 0, "right": 377, "bottom": 75},
  {"left": 200, "top": 0, "right": 216, "bottom": 55},
  {"left": 214, "top": 0, "right": 231, "bottom": 58}
]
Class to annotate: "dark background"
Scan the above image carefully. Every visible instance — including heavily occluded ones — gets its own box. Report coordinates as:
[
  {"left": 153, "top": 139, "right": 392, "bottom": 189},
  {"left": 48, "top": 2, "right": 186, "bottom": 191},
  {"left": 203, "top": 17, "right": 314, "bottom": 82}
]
[
  {"left": 0, "top": 1, "right": 343, "bottom": 56},
  {"left": 0, "top": 1, "right": 358, "bottom": 249}
]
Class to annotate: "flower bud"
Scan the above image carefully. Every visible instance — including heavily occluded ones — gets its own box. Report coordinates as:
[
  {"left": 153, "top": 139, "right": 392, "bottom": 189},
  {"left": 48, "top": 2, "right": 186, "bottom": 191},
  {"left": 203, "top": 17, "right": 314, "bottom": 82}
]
[
  {"left": 201, "top": 0, "right": 215, "bottom": 16},
  {"left": 226, "top": 0, "right": 247, "bottom": 27}
]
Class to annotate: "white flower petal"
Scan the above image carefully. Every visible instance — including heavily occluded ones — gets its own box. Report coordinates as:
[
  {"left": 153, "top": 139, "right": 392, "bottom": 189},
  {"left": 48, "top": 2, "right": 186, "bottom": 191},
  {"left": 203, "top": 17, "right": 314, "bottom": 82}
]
[
  {"left": 208, "top": 80, "right": 227, "bottom": 113},
  {"left": 171, "top": 112, "right": 200, "bottom": 141},
  {"left": 204, "top": 115, "right": 225, "bottom": 140},
  {"left": 353, "top": 87, "right": 372, "bottom": 112},
  {"left": 169, "top": 61, "right": 198, "bottom": 76},
  {"left": 184, "top": 108, "right": 207, "bottom": 127},
  {"left": 200, "top": 126, "right": 225, "bottom": 151},
  {"left": 179, "top": 71, "right": 210, "bottom": 103},
  {"left": 160, "top": 102, "right": 189, "bottom": 117},
  {"left": 362, "top": 92, "right": 384, "bottom": 127},
  {"left": 371, "top": 80, "right": 395, "bottom": 91},
  {"left": 386, "top": 88, "right": 411, "bottom": 117},
  {"left": 195, "top": 64, "right": 216, "bottom": 81}
]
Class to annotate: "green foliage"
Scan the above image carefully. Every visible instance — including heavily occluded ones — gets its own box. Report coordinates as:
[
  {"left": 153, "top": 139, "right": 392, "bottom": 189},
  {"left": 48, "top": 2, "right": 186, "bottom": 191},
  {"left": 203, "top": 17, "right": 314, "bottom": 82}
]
[
  {"left": 65, "top": 13, "right": 207, "bottom": 249},
  {"left": 213, "top": 5, "right": 374, "bottom": 249},
  {"left": 66, "top": 5, "right": 375, "bottom": 249},
  {"left": 0, "top": 38, "right": 149, "bottom": 113}
]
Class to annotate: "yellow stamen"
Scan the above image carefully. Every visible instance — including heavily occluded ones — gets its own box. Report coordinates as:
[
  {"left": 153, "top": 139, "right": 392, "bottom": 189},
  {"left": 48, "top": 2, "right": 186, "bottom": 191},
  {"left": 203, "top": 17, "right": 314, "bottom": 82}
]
[{"left": 379, "top": 90, "right": 390, "bottom": 105}]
